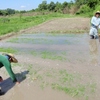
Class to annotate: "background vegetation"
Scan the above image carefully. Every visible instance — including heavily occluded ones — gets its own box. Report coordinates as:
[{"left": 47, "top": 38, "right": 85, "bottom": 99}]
[
  {"left": 0, "top": 13, "right": 75, "bottom": 35},
  {"left": 0, "top": 0, "right": 100, "bottom": 16},
  {"left": 0, "top": 0, "right": 100, "bottom": 35}
]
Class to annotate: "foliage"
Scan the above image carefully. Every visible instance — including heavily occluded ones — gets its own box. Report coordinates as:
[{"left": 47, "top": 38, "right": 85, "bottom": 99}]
[
  {"left": 62, "top": 1, "right": 68, "bottom": 9},
  {"left": 6, "top": 8, "right": 15, "bottom": 15},
  {"left": 48, "top": 1, "right": 56, "bottom": 11},
  {"left": 87, "top": 0, "right": 100, "bottom": 9},
  {"left": 94, "top": 5, "right": 100, "bottom": 14},
  {"left": 75, "top": 0, "right": 87, "bottom": 7},
  {"left": 0, "top": 1, "right": 100, "bottom": 20},
  {"left": 55, "top": 2, "right": 63, "bottom": 13},
  {"left": 38, "top": 1, "right": 48, "bottom": 11},
  {"left": 37, "top": 1, "right": 73, "bottom": 13},
  {"left": 75, "top": 0, "right": 100, "bottom": 16},
  {"left": 76, "top": 5, "right": 91, "bottom": 14},
  {"left": 0, "top": 8, "right": 15, "bottom": 16},
  {"left": 20, "top": 10, "right": 27, "bottom": 13}
]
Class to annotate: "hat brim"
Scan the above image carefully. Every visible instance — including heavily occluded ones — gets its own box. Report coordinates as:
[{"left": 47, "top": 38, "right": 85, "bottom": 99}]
[
  {"left": 96, "top": 12, "right": 100, "bottom": 14},
  {"left": 10, "top": 57, "right": 18, "bottom": 63},
  {"left": 2, "top": 53, "right": 18, "bottom": 63},
  {"left": 95, "top": 11, "right": 100, "bottom": 15}
]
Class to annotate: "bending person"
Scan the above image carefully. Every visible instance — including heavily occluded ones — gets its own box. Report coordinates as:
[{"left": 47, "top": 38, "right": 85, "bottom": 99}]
[{"left": 0, "top": 53, "right": 19, "bottom": 95}]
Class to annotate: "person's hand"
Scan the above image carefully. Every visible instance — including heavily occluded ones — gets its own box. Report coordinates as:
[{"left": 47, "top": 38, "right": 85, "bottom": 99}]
[
  {"left": 96, "top": 25, "right": 98, "bottom": 28},
  {"left": 0, "top": 76, "right": 3, "bottom": 82},
  {"left": 96, "top": 25, "right": 99, "bottom": 28},
  {"left": 16, "top": 81, "right": 20, "bottom": 85}
]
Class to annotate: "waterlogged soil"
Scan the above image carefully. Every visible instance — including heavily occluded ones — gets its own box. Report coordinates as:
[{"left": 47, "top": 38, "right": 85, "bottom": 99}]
[{"left": 0, "top": 33, "right": 100, "bottom": 100}]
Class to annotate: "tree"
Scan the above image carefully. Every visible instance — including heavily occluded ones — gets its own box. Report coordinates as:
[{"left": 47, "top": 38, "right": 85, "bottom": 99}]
[
  {"left": 48, "top": 1, "right": 56, "bottom": 11},
  {"left": 78, "top": 4, "right": 91, "bottom": 14},
  {"left": 62, "top": 1, "right": 68, "bottom": 9},
  {"left": 20, "top": 10, "right": 27, "bottom": 13},
  {"left": 6, "top": 8, "right": 15, "bottom": 15},
  {"left": 38, "top": 1, "right": 48, "bottom": 11},
  {"left": 55, "top": 2, "right": 63, "bottom": 12},
  {"left": 75, "top": 0, "right": 87, "bottom": 7},
  {"left": 1, "top": 10, "right": 8, "bottom": 16},
  {"left": 0, "top": 10, "right": 3, "bottom": 16},
  {"left": 87, "top": 0, "right": 99, "bottom": 9}
]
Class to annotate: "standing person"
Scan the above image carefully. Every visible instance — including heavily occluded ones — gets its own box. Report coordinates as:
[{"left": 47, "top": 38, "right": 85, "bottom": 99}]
[
  {"left": 0, "top": 53, "right": 20, "bottom": 95},
  {"left": 89, "top": 11, "right": 100, "bottom": 39}
]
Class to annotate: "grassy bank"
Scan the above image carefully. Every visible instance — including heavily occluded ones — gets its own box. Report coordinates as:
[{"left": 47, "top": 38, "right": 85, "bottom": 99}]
[{"left": 0, "top": 13, "right": 76, "bottom": 35}]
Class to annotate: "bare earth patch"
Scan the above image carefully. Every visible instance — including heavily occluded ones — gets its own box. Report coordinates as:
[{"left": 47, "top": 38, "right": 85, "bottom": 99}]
[{"left": 23, "top": 18, "right": 90, "bottom": 33}]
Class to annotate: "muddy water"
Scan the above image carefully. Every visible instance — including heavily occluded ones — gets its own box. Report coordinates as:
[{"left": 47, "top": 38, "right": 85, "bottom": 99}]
[{"left": 0, "top": 33, "right": 100, "bottom": 100}]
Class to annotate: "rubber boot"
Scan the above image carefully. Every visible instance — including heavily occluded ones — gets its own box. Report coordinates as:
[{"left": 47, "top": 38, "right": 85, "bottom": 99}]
[
  {"left": 0, "top": 91, "right": 5, "bottom": 96},
  {"left": 0, "top": 89, "right": 5, "bottom": 96},
  {"left": 90, "top": 35, "right": 94, "bottom": 39}
]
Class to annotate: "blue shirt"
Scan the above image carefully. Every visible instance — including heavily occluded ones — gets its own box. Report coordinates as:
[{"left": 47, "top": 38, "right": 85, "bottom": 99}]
[{"left": 4, "top": 55, "right": 9, "bottom": 59}]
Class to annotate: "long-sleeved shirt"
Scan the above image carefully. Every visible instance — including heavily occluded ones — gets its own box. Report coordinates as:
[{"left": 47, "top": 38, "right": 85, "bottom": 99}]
[
  {"left": 91, "top": 16, "right": 100, "bottom": 28},
  {"left": 0, "top": 54, "right": 17, "bottom": 82}
]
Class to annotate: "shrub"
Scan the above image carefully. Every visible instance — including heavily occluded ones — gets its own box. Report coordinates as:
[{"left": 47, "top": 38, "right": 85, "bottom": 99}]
[
  {"left": 76, "top": 5, "right": 91, "bottom": 14},
  {"left": 94, "top": 5, "right": 100, "bottom": 14}
]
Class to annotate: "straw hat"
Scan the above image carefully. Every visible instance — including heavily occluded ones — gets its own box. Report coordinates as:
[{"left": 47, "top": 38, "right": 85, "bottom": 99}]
[
  {"left": 3, "top": 53, "right": 18, "bottom": 63},
  {"left": 95, "top": 11, "right": 100, "bottom": 15}
]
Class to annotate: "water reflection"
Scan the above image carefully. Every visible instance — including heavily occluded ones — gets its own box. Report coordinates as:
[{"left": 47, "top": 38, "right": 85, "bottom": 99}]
[{"left": 89, "top": 39, "right": 99, "bottom": 66}]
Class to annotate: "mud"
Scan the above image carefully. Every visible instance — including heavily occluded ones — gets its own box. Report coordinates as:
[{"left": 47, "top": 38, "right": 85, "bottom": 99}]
[{"left": 0, "top": 33, "right": 100, "bottom": 100}]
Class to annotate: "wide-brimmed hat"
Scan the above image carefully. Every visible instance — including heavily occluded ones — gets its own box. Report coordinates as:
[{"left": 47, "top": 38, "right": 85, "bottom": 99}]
[
  {"left": 95, "top": 11, "right": 100, "bottom": 15},
  {"left": 3, "top": 53, "right": 18, "bottom": 63}
]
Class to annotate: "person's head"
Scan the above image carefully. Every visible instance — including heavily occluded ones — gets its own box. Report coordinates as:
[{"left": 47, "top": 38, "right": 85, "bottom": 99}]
[
  {"left": 7, "top": 55, "right": 13, "bottom": 62},
  {"left": 3, "top": 53, "right": 18, "bottom": 63},
  {"left": 95, "top": 11, "right": 100, "bottom": 18}
]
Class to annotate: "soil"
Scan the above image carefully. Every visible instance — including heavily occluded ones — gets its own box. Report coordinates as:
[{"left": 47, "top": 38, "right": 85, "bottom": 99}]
[
  {"left": 22, "top": 17, "right": 90, "bottom": 33},
  {"left": 1, "top": 18, "right": 100, "bottom": 100}
]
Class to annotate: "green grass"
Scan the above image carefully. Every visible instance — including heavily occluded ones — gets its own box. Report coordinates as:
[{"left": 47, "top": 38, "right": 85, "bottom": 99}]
[
  {"left": 41, "top": 51, "right": 66, "bottom": 61},
  {"left": 0, "top": 13, "right": 76, "bottom": 35},
  {"left": 7, "top": 37, "right": 54, "bottom": 44},
  {"left": 0, "top": 47, "right": 18, "bottom": 53},
  {"left": 31, "top": 51, "right": 67, "bottom": 61}
]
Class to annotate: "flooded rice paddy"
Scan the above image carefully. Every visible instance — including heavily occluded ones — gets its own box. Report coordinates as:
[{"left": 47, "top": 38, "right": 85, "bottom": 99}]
[{"left": 0, "top": 33, "right": 100, "bottom": 100}]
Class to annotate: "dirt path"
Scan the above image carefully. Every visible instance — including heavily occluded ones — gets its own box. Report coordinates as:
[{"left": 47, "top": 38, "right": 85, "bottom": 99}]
[{"left": 23, "top": 17, "right": 90, "bottom": 33}]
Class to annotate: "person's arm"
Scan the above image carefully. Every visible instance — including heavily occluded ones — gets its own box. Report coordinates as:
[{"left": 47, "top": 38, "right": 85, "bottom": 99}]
[
  {"left": 2, "top": 59, "right": 19, "bottom": 83},
  {"left": 91, "top": 16, "right": 99, "bottom": 27}
]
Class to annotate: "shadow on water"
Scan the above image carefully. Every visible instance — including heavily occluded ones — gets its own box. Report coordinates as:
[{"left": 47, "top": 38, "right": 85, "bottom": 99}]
[
  {"left": 89, "top": 39, "right": 99, "bottom": 66},
  {"left": 0, "top": 70, "right": 29, "bottom": 94}
]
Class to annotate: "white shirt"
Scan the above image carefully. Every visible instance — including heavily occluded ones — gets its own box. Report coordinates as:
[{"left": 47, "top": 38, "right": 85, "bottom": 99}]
[{"left": 91, "top": 16, "right": 100, "bottom": 27}]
